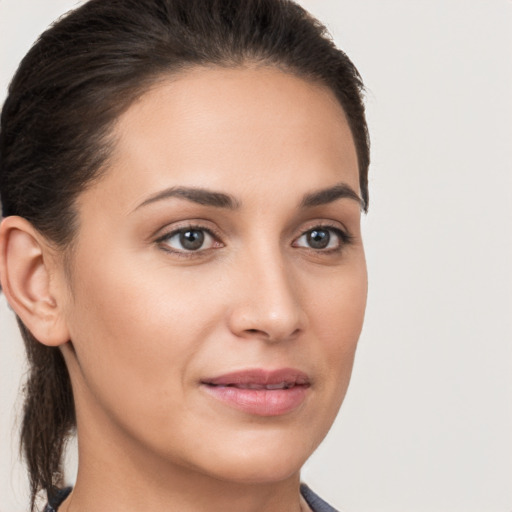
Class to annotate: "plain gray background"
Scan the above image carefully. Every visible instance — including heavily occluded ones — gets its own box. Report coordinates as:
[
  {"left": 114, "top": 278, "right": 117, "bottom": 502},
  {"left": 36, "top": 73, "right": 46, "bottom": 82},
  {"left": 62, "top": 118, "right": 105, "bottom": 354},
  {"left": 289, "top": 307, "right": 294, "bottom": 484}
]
[{"left": 1, "top": 1, "right": 511, "bottom": 511}]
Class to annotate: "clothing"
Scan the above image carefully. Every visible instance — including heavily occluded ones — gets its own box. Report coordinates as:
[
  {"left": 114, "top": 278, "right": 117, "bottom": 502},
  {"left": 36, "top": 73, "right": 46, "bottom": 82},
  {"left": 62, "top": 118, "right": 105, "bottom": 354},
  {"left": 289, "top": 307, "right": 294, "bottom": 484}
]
[
  {"left": 44, "top": 487, "right": 72, "bottom": 512},
  {"left": 44, "top": 483, "right": 339, "bottom": 512},
  {"left": 300, "top": 484, "right": 340, "bottom": 512}
]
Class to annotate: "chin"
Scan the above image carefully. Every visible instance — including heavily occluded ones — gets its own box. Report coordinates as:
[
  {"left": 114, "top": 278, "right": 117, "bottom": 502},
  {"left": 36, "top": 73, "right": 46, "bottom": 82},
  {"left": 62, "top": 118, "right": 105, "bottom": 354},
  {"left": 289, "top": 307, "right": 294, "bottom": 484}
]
[
  {"left": 183, "top": 425, "right": 323, "bottom": 485},
  {"left": 202, "top": 451, "right": 306, "bottom": 485}
]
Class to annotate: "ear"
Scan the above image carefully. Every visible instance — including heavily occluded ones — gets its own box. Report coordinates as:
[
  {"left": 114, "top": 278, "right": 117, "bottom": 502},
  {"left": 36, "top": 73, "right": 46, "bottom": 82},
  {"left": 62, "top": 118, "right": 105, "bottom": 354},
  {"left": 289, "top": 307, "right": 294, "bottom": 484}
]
[{"left": 0, "top": 216, "right": 70, "bottom": 346}]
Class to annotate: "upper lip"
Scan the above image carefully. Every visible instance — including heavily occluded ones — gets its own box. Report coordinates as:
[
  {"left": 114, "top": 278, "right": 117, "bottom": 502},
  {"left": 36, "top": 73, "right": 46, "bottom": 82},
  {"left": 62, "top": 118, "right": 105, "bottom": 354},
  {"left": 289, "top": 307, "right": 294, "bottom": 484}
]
[{"left": 201, "top": 368, "right": 310, "bottom": 389}]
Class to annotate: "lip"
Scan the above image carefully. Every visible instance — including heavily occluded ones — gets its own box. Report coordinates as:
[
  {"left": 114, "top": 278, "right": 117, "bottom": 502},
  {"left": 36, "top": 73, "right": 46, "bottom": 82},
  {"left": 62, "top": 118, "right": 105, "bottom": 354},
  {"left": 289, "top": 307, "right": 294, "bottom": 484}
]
[{"left": 200, "top": 368, "right": 311, "bottom": 416}]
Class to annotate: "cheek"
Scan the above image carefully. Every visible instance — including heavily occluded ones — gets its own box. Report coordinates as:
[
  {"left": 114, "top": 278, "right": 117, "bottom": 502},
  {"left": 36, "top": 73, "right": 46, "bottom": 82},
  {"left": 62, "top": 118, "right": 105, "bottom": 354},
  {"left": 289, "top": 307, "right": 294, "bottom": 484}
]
[
  {"left": 63, "top": 246, "right": 218, "bottom": 422},
  {"left": 312, "top": 257, "right": 367, "bottom": 342},
  {"left": 308, "top": 258, "right": 367, "bottom": 391}
]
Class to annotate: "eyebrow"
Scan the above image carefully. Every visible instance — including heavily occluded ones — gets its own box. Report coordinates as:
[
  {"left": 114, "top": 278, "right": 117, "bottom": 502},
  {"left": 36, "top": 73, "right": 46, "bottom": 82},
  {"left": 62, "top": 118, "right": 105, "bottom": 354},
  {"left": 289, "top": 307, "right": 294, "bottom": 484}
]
[
  {"left": 300, "top": 183, "right": 364, "bottom": 209},
  {"left": 134, "top": 182, "right": 363, "bottom": 213},
  {"left": 134, "top": 186, "right": 241, "bottom": 211}
]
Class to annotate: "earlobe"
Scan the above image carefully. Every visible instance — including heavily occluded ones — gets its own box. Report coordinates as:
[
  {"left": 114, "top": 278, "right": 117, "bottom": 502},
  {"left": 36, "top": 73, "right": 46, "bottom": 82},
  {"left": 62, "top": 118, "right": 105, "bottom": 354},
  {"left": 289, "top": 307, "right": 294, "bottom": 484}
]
[{"left": 0, "top": 216, "right": 70, "bottom": 346}]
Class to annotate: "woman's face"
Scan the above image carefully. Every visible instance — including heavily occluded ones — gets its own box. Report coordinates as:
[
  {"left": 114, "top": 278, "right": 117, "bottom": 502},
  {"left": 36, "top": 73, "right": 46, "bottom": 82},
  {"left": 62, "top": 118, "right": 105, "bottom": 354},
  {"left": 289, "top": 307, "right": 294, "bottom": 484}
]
[{"left": 59, "top": 66, "right": 367, "bottom": 484}]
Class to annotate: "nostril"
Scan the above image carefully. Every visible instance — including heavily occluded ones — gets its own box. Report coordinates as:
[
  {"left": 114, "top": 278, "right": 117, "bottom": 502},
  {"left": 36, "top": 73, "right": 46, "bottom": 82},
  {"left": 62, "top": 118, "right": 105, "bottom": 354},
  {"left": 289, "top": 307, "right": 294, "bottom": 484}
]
[{"left": 242, "top": 326, "right": 302, "bottom": 343}]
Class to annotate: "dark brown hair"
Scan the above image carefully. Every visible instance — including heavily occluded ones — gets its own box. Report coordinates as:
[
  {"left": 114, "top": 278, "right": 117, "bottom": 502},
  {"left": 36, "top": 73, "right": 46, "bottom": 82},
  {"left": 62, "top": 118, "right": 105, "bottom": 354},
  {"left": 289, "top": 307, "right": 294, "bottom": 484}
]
[{"left": 0, "top": 0, "right": 369, "bottom": 509}]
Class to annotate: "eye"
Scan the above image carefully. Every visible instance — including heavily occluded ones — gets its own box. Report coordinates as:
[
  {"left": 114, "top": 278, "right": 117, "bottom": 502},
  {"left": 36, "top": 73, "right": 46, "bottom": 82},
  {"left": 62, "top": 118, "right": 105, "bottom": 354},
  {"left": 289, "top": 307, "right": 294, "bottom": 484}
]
[
  {"left": 293, "top": 226, "right": 350, "bottom": 251},
  {"left": 157, "top": 227, "right": 219, "bottom": 253}
]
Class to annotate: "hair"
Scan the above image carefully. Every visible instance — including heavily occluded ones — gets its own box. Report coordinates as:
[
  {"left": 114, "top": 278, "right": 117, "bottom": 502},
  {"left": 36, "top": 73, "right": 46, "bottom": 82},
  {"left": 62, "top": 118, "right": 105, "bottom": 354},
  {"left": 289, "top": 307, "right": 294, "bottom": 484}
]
[{"left": 0, "top": 0, "right": 369, "bottom": 509}]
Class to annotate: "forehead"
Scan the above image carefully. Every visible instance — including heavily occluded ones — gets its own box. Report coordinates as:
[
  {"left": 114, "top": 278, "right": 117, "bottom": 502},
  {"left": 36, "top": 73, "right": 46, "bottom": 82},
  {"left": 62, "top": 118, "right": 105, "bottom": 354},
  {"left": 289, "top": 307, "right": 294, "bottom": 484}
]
[{"left": 82, "top": 66, "right": 359, "bottom": 211}]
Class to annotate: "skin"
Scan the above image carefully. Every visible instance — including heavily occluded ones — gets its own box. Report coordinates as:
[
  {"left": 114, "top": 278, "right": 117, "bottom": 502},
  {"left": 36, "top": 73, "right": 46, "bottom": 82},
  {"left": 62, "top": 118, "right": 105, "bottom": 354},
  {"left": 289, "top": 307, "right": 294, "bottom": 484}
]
[{"left": 1, "top": 66, "right": 367, "bottom": 512}]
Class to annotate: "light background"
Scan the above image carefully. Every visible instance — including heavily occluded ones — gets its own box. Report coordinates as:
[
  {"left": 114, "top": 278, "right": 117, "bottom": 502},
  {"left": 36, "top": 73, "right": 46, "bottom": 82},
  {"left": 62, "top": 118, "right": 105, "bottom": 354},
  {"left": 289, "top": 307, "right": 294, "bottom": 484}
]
[{"left": 1, "top": 1, "right": 511, "bottom": 511}]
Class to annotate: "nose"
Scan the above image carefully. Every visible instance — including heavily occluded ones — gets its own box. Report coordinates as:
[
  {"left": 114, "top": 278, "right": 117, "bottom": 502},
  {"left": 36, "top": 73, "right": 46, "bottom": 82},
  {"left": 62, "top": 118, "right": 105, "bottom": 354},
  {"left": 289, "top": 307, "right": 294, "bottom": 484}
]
[{"left": 226, "top": 250, "right": 306, "bottom": 343}]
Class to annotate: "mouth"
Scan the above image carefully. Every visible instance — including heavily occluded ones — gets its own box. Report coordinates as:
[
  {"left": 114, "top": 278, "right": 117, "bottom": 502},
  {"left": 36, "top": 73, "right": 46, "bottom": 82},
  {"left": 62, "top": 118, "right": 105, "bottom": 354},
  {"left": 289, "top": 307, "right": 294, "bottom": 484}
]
[
  {"left": 208, "top": 382, "right": 300, "bottom": 390},
  {"left": 200, "top": 368, "right": 311, "bottom": 416}
]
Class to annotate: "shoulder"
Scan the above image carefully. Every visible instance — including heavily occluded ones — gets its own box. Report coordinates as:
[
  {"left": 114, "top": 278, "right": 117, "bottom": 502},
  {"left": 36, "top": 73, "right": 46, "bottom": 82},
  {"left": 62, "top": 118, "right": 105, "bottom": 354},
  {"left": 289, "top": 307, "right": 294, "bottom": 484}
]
[{"left": 300, "top": 483, "right": 340, "bottom": 512}]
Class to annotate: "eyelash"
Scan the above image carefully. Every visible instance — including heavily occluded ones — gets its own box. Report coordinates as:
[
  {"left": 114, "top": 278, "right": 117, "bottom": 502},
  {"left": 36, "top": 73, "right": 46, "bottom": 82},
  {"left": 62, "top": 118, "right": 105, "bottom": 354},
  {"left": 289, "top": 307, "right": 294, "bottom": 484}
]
[
  {"left": 292, "top": 224, "right": 354, "bottom": 254},
  {"left": 155, "top": 223, "right": 353, "bottom": 257},
  {"left": 155, "top": 224, "right": 222, "bottom": 257}
]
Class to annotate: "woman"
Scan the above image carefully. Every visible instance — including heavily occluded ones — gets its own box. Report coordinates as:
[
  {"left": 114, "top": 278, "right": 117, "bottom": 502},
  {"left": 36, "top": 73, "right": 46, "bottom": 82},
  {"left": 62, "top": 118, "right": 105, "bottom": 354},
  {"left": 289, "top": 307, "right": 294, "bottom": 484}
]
[{"left": 0, "top": 0, "right": 369, "bottom": 511}]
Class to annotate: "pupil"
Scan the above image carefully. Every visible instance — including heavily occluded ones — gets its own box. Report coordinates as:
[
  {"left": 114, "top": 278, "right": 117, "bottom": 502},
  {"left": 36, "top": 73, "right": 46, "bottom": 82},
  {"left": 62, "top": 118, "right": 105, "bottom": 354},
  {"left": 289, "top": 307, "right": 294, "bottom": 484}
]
[
  {"left": 180, "top": 230, "right": 204, "bottom": 250},
  {"left": 307, "top": 229, "right": 330, "bottom": 249}
]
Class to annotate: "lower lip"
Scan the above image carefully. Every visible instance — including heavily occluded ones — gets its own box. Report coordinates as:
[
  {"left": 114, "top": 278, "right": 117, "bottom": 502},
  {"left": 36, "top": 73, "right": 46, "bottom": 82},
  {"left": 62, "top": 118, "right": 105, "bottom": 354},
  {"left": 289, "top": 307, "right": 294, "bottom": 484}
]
[{"left": 201, "top": 385, "right": 309, "bottom": 416}]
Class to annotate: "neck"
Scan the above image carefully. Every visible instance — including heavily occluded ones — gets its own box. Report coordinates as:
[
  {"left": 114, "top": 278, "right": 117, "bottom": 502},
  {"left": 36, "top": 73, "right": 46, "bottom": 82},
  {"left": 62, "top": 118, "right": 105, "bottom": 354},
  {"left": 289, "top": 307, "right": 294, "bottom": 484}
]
[
  {"left": 62, "top": 469, "right": 307, "bottom": 512},
  {"left": 61, "top": 423, "right": 308, "bottom": 512}
]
